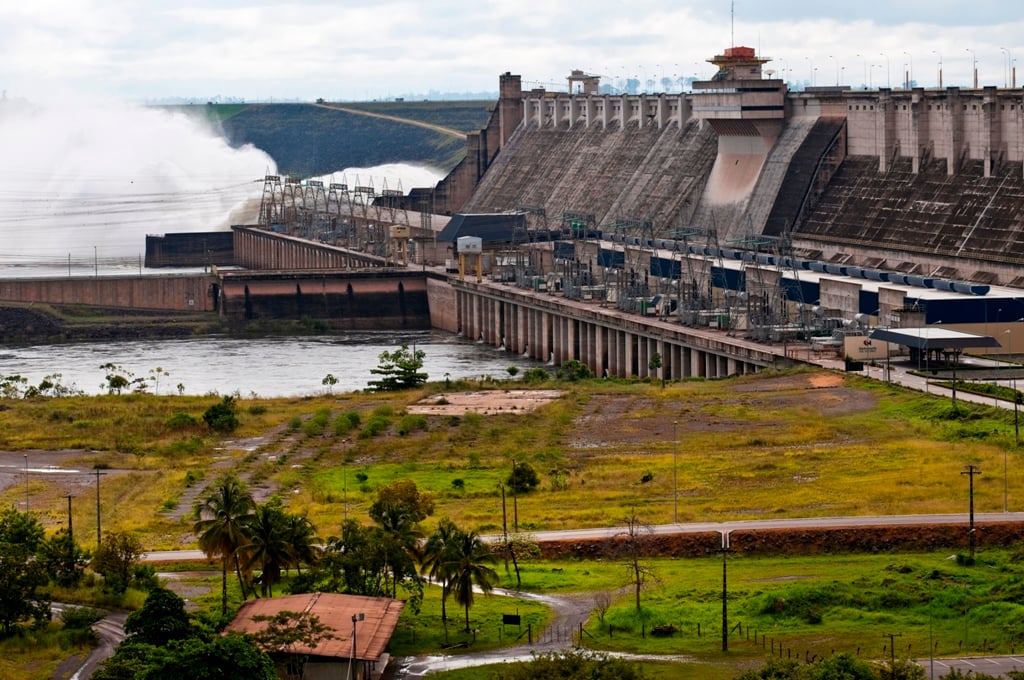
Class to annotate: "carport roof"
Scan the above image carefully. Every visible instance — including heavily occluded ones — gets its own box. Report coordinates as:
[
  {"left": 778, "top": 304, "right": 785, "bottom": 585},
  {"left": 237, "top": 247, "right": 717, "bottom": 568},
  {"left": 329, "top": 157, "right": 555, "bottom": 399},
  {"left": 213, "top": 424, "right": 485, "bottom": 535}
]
[{"left": 868, "top": 327, "right": 1002, "bottom": 351}]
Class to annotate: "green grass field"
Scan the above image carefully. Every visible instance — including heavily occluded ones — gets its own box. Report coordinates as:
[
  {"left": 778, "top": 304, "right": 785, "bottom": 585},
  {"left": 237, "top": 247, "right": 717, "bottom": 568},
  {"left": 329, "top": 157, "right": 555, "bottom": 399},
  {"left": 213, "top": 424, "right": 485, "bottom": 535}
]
[{"left": 3, "top": 367, "right": 1024, "bottom": 677}]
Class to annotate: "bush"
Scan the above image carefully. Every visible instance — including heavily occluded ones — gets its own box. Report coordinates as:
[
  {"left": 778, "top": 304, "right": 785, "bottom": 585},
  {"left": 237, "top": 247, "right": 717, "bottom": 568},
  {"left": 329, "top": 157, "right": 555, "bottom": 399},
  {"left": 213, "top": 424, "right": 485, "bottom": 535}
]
[
  {"left": 396, "top": 414, "right": 428, "bottom": 436},
  {"left": 521, "top": 367, "right": 550, "bottom": 384},
  {"left": 556, "top": 360, "right": 593, "bottom": 381},
  {"left": 60, "top": 606, "right": 105, "bottom": 630},
  {"left": 165, "top": 412, "right": 198, "bottom": 429},
  {"left": 359, "top": 415, "right": 390, "bottom": 438},
  {"left": 202, "top": 396, "right": 239, "bottom": 433},
  {"left": 333, "top": 411, "right": 361, "bottom": 434},
  {"left": 508, "top": 461, "right": 540, "bottom": 494}
]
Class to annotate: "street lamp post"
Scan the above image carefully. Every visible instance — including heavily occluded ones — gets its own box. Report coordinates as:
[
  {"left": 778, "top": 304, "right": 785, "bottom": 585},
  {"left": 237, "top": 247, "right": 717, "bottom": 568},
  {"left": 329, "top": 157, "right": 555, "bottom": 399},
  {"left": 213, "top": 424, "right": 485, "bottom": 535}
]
[
  {"left": 880, "top": 52, "right": 891, "bottom": 88},
  {"left": 829, "top": 55, "right": 839, "bottom": 86},
  {"left": 1001, "top": 48, "right": 1011, "bottom": 88},
  {"left": 903, "top": 51, "right": 913, "bottom": 88},
  {"left": 348, "top": 612, "right": 364, "bottom": 680},
  {"left": 967, "top": 48, "right": 978, "bottom": 88},
  {"left": 933, "top": 51, "right": 943, "bottom": 88}
]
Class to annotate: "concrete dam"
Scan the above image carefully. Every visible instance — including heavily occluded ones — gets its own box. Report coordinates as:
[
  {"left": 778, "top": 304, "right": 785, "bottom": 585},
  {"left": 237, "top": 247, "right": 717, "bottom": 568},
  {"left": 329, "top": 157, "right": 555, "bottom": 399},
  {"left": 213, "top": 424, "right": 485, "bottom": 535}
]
[{"left": 5, "top": 45, "right": 1024, "bottom": 377}]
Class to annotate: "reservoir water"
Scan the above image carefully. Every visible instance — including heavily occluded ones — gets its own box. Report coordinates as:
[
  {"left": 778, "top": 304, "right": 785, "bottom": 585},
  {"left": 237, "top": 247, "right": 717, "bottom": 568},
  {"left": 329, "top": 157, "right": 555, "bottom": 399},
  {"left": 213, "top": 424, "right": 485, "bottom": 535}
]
[{"left": 0, "top": 330, "right": 541, "bottom": 397}]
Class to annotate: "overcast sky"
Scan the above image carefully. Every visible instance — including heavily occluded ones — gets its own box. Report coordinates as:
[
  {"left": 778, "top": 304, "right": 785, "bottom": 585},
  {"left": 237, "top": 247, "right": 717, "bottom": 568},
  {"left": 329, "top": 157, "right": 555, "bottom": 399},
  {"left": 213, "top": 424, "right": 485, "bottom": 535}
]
[{"left": 1, "top": 1, "right": 1022, "bottom": 102}]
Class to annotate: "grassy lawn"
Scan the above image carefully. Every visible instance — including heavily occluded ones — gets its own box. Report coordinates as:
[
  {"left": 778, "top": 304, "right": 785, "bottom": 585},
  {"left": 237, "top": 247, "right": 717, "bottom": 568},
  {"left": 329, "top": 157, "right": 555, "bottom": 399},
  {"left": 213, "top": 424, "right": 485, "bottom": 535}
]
[
  {"left": 3, "top": 367, "right": 1024, "bottom": 677},
  {"left": 1, "top": 369, "right": 1021, "bottom": 547}
]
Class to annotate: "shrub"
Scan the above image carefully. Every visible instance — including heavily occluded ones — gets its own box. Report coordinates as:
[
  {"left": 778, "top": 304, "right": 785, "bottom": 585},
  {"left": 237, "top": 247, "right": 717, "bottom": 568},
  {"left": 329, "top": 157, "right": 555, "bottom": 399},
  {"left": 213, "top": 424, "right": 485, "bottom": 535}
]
[
  {"left": 60, "top": 606, "right": 105, "bottom": 630},
  {"left": 202, "top": 396, "right": 239, "bottom": 433},
  {"left": 359, "top": 415, "right": 390, "bottom": 438},
  {"left": 556, "top": 360, "right": 593, "bottom": 381},
  {"left": 508, "top": 461, "right": 540, "bottom": 494},
  {"left": 397, "top": 414, "right": 428, "bottom": 436},
  {"left": 333, "top": 410, "right": 361, "bottom": 434},
  {"left": 521, "top": 367, "right": 550, "bottom": 384},
  {"left": 165, "top": 412, "right": 198, "bottom": 429}
]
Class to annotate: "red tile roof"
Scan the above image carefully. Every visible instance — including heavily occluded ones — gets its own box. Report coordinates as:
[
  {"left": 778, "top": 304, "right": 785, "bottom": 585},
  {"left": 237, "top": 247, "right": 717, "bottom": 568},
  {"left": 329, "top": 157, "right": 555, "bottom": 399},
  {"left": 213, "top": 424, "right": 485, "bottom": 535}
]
[{"left": 225, "top": 592, "right": 404, "bottom": 661}]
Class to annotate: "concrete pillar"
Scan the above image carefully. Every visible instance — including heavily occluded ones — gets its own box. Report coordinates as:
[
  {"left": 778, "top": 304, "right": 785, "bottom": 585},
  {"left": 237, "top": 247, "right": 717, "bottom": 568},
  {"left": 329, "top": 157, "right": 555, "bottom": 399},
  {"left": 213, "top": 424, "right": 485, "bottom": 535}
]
[
  {"left": 594, "top": 325, "right": 606, "bottom": 378},
  {"left": 541, "top": 311, "right": 551, "bottom": 364},
  {"left": 568, "top": 319, "right": 578, "bottom": 361},
  {"left": 622, "top": 331, "right": 630, "bottom": 378},
  {"left": 982, "top": 87, "right": 996, "bottom": 178}
]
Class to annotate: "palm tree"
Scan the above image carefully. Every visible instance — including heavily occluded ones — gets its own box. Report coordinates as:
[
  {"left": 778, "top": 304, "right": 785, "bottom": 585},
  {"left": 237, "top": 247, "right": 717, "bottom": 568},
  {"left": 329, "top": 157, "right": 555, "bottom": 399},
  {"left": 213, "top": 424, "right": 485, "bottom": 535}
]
[
  {"left": 420, "top": 517, "right": 459, "bottom": 622},
  {"left": 448, "top": 529, "right": 498, "bottom": 633},
  {"left": 240, "top": 504, "right": 293, "bottom": 597},
  {"left": 193, "top": 474, "right": 255, "bottom": 616},
  {"left": 375, "top": 504, "right": 423, "bottom": 598},
  {"left": 283, "top": 512, "right": 319, "bottom": 575}
]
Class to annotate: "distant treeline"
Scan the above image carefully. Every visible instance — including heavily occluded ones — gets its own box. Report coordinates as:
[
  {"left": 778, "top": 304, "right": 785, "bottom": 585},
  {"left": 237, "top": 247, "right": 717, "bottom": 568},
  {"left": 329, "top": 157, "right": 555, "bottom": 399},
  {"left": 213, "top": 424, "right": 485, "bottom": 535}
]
[{"left": 172, "top": 101, "right": 494, "bottom": 179}]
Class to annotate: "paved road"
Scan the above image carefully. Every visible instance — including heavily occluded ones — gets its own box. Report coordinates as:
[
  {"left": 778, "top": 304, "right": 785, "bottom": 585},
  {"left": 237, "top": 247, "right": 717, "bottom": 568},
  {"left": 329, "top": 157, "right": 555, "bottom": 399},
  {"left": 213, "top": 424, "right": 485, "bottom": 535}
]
[
  {"left": 142, "top": 512, "right": 1024, "bottom": 563},
  {"left": 924, "top": 655, "right": 1024, "bottom": 678}
]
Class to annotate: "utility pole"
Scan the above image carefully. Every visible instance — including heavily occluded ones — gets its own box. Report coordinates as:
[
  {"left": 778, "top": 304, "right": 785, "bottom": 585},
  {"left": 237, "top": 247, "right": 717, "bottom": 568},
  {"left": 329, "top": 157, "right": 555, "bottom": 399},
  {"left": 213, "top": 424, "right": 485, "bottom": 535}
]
[
  {"left": 511, "top": 459, "right": 519, "bottom": 533},
  {"left": 673, "top": 420, "right": 679, "bottom": 524},
  {"left": 66, "top": 494, "right": 73, "bottom": 544},
  {"left": 961, "top": 465, "right": 981, "bottom": 560},
  {"left": 95, "top": 469, "right": 106, "bottom": 549},
  {"left": 882, "top": 632, "right": 901, "bottom": 679},
  {"left": 720, "top": 532, "right": 732, "bottom": 652},
  {"left": 24, "top": 454, "right": 29, "bottom": 511}
]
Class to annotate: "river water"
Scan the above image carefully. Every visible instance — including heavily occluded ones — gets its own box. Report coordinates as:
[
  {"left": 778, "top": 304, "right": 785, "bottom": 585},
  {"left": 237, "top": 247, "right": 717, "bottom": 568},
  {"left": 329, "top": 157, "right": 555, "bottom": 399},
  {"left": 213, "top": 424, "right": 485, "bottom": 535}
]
[{"left": 0, "top": 330, "right": 541, "bottom": 397}]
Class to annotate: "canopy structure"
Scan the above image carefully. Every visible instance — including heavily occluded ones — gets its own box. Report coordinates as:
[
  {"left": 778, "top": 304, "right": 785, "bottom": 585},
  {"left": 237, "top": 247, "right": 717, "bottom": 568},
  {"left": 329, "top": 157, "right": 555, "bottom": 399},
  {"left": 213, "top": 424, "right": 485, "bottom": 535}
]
[{"left": 868, "top": 327, "right": 1002, "bottom": 352}]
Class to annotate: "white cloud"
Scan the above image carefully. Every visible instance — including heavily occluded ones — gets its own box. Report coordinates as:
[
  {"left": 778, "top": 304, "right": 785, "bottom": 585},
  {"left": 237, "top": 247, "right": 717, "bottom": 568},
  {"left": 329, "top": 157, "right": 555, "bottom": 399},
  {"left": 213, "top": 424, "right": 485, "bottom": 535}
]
[{"left": 0, "top": 1, "right": 1021, "bottom": 100}]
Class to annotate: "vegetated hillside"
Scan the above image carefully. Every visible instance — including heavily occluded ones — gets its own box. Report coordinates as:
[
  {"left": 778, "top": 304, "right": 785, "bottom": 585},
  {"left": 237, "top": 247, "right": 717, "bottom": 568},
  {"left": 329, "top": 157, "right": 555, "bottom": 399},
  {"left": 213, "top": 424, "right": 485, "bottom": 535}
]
[{"left": 199, "top": 101, "right": 494, "bottom": 178}]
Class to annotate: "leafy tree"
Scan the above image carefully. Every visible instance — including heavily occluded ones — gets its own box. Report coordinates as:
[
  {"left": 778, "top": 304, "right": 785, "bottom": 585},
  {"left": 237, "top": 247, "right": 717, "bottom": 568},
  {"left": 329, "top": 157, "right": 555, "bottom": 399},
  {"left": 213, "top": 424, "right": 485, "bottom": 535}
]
[
  {"left": 203, "top": 395, "right": 239, "bottom": 432},
  {"left": 40, "top": 527, "right": 90, "bottom": 587},
  {"left": 648, "top": 351, "right": 665, "bottom": 388},
  {"left": 92, "top": 531, "right": 144, "bottom": 594},
  {"left": 366, "top": 343, "right": 428, "bottom": 391},
  {"left": 507, "top": 461, "right": 540, "bottom": 494},
  {"left": 321, "top": 373, "right": 339, "bottom": 394},
  {"left": 369, "top": 479, "right": 435, "bottom": 525},
  {"left": 100, "top": 362, "right": 134, "bottom": 395},
  {"left": 0, "top": 508, "right": 50, "bottom": 636},
  {"left": 93, "top": 634, "right": 276, "bottom": 680},
  {"left": 447, "top": 528, "right": 498, "bottom": 632},
  {"left": 250, "top": 610, "right": 335, "bottom": 679},
  {"left": 294, "top": 520, "right": 389, "bottom": 597},
  {"left": 124, "top": 587, "right": 193, "bottom": 646},
  {"left": 556, "top": 359, "right": 593, "bottom": 381},
  {"left": 193, "top": 474, "right": 256, "bottom": 615}
]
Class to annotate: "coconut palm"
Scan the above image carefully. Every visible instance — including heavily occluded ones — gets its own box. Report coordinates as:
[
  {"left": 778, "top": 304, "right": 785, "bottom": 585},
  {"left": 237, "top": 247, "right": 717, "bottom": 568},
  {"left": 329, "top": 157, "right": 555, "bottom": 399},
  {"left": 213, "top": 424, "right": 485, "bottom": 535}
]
[
  {"left": 420, "top": 517, "right": 459, "bottom": 622},
  {"left": 240, "top": 503, "right": 293, "bottom": 597},
  {"left": 283, "top": 512, "right": 320, "bottom": 575},
  {"left": 448, "top": 529, "right": 498, "bottom": 633},
  {"left": 193, "top": 474, "right": 255, "bottom": 616}
]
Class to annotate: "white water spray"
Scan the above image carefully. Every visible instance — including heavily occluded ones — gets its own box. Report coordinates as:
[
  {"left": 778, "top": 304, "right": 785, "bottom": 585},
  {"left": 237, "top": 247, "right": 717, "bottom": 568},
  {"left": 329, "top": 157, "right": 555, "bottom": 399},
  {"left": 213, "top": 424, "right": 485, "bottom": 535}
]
[
  {"left": 0, "top": 96, "right": 276, "bottom": 268},
  {"left": 0, "top": 96, "right": 448, "bottom": 274}
]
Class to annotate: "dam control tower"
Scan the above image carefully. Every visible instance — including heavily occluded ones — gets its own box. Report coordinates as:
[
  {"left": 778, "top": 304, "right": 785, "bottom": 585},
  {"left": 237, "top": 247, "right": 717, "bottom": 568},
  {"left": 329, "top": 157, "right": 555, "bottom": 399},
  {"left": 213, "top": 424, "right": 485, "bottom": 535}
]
[{"left": 690, "top": 46, "right": 789, "bottom": 236}]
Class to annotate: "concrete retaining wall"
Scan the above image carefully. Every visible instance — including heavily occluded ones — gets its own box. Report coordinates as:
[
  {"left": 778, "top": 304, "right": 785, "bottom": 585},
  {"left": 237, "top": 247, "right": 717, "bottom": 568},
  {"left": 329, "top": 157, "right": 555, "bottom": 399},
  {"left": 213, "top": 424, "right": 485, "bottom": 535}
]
[{"left": 0, "top": 275, "right": 216, "bottom": 311}]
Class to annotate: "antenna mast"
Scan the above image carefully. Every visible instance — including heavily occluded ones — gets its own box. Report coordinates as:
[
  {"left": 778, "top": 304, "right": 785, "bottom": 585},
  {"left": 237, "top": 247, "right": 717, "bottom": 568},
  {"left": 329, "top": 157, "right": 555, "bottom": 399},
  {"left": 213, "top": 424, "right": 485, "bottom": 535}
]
[{"left": 731, "top": 1, "right": 735, "bottom": 48}]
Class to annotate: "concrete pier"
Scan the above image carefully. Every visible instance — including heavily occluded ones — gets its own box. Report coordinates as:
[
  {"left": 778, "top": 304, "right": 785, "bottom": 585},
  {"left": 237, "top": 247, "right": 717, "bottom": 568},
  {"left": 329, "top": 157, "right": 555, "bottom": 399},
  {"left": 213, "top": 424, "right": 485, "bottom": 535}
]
[{"left": 440, "top": 277, "right": 783, "bottom": 380}]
